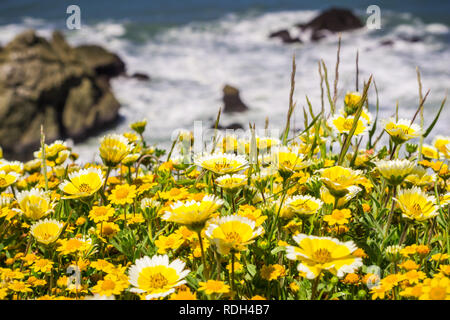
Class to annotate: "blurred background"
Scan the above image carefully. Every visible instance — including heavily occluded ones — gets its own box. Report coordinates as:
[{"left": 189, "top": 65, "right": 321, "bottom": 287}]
[{"left": 0, "top": 0, "right": 449, "bottom": 161}]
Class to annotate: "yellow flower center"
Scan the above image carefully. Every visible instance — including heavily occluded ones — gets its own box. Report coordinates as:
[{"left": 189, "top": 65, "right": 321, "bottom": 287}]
[
  {"left": 411, "top": 203, "right": 422, "bottom": 217},
  {"left": 101, "top": 279, "right": 116, "bottom": 291},
  {"left": 225, "top": 231, "right": 242, "bottom": 243},
  {"left": 429, "top": 286, "right": 446, "bottom": 300},
  {"left": 78, "top": 183, "right": 93, "bottom": 193},
  {"left": 0, "top": 177, "right": 7, "bottom": 186},
  {"left": 313, "top": 248, "right": 332, "bottom": 264},
  {"left": 115, "top": 188, "right": 129, "bottom": 199},
  {"left": 343, "top": 119, "right": 354, "bottom": 130},
  {"left": 148, "top": 273, "right": 169, "bottom": 289},
  {"left": 213, "top": 161, "right": 232, "bottom": 171}
]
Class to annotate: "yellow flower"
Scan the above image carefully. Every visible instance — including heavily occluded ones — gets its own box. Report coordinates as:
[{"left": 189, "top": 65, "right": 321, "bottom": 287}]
[
  {"left": 215, "top": 174, "right": 247, "bottom": 190},
  {"left": 57, "top": 236, "right": 93, "bottom": 256},
  {"left": 320, "top": 185, "right": 361, "bottom": 208},
  {"left": 157, "top": 187, "right": 190, "bottom": 201},
  {"left": 421, "top": 144, "right": 439, "bottom": 159},
  {"left": 398, "top": 260, "right": 420, "bottom": 270},
  {"left": 169, "top": 286, "right": 197, "bottom": 300},
  {"left": 400, "top": 284, "right": 423, "bottom": 298},
  {"left": 330, "top": 114, "right": 367, "bottom": 136},
  {"left": 323, "top": 209, "right": 351, "bottom": 226},
  {"left": 198, "top": 280, "right": 230, "bottom": 295},
  {"left": 128, "top": 255, "right": 190, "bottom": 300},
  {"left": 194, "top": 152, "right": 248, "bottom": 175},
  {"left": 375, "top": 159, "right": 415, "bottom": 186},
  {"left": 97, "top": 222, "right": 120, "bottom": 238},
  {"left": 162, "top": 195, "right": 223, "bottom": 232},
  {"left": 130, "top": 119, "right": 147, "bottom": 135},
  {"left": 99, "top": 134, "right": 132, "bottom": 167},
  {"left": 236, "top": 205, "right": 267, "bottom": 227},
  {"left": 403, "top": 270, "right": 426, "bottom": 285},
  {"left": 108, "top": 184, "right": 137, "bottom": 205},
  {"left": 394, "top": 187, "right": 438, "bottom": 221},
  {"left": 285, "top": 195, "right": 323, "bottom": 217},
  {"left": 405, "top": 166, "right": 436, "bottom": 187},
  {"left": 431, "top": 253, "right": 449, "bottom": 262},
  {"left": 342, "top": 273, "right": 360, "bottom": 285},
  {"left": 30, "top": 218, "right": 64, "bottom": 245},
  {"left": 59, "top": 168, "right": 104, "bottom": 199},
  {"left": 205, "top": 215, "right": 264, "bottom": 255},
  {"left": 371, "top": 285, "right": 389, "bottom": 300},
  {"left": 271, "top": 146, "right": 312, "bottom": 176},
  {"left": 226, "top": 261, "right": 243, "bottom": 274},
  {"left": 285, "top": 234, "right": 363, "bottom": 279},
  {"left": 90, "top": 259, "right": 115, "bottom": 272},
  {"left": 320, "top": 166, "right": 365, "bottom": 198},
  {"left": 260, "top": 264, "right": 286, "bottom": 281},
  {"left": 433, "top": 135, "right": 449, "bottom": 158},
  {"left": 8, "top": 280, "right": 32, "bottom": 293},
  {"left": 92, "top": 274, "right": 128, "bottom": 296},
  {"left": 0, "top": 171, "right": 20, "bottom": 190},
  {"left": 155, "top": 233, "right": 185, "bottom": 254},
  {"left": 384, "top": 118, "right": 422, "bottom": 144},
  {"left": 89, "top": 205, "right": 115, "bottom": 223},
  {"left": 34, "top": 140, "right": 68, "bottom": 161},
  {"left": 419, "top": 276, "right": 450, "bottom": 300},
  {"left": 32, "top": 259, "right": 54, "bottom": 273},
  {"left": 15, "top": 188, "right": 55, "bottom": 220}
]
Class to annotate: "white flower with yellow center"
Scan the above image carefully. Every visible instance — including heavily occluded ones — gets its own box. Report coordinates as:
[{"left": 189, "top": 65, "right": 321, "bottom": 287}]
[
  {"left": 271, "top": 146, "right": 312, "bottom": 176},
  {"left": 0, "top": 171, "right": 20, "bottom": 189},
  {"left": 329, "top": 114, "right": 368, "bottom": 136},
  {"left": 0, "top": 160, "right": 24, "bottom": 175},
  {"left": 421, "top": 144, "right": 440, "bottom": 159},
  {"left": 205, "top": 215, "right": 264, "bottom": 255},
  {"left": 162, "top": 195, "right": 223, "bottom": 231},
  {"left": 34, "top": 140, "right": 68, "bottom": 161},
  {"left": 30, "top": 218, "right": 64, "bottom": 245},
  {"left": 285, "top": 195, "right": 323, "bottom": 217},
  {"left": 59, "top": 167, "right": 104, "bottom": 199},
  {"left": 194, "top": 152, "right": 248, "bottom": 175},
  {"left": 215, "top": 174, "right": 247, "bottom": 190},
  {"left": 319, "top": 166, "right": 365, "bottom": 198},
  {"left": 405, "top": 166, "right": 436, "bottom": 187},
  {"left": 15, "top": 188, "right": 55, "bottom": 220},
  {"left": 384, "top": 118, "right": 423, "bottom": 144},
  {"left": 99, "top": 134, "right": 132, "bottom": 167},
  {"left": 375, "top": 159, "right": 416, "bottom": 186},
  {"left": 285, "top": 234, "right": 363, "bottom": 279},
  {"left": 128, "top": 255, "right": 190, "bottom": 300},
  {"left": 433, "top": 135, "right": 449, "bottom": 158},
  {"left": 394, "top": 187, "right": 438, "bottom": 221}
]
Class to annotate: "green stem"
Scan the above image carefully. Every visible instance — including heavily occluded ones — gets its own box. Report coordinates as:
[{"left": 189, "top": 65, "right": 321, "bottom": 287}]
[{"left": 197, "top": 231, "right": 209, "bottom": 279}]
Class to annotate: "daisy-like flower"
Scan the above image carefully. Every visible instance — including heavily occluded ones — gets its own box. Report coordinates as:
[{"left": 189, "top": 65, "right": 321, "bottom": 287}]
[
  {"left": 319, "top": 166, "right": 365, "bottom": 198},
  {"left": 384, "top": 118, "right": 423, "bottom": 145},
  {"left": 375, "top": 159, "right": 416, "bottom": 186},
  {"left": 198, "top": 280, "right": 230, "bottom": 295},
  {"left": 421, "top": 144, "right": 440, "bottom": 159},
  {"left": 343, "top": 91, "right": 362, "bottom": 115},
  {"left": 15, "top": 188, "right": 55, "bottom": 220},
  {"left": 271, "top": 146, "right": 312, "bottom": 178},
  {"left": 323, "top": 209, "right": 351, "bottom": 226},
  {"left": 0, "top": 160, "right": 24, "bottom": 175},
  {"left": 88, "top": 205, "right": 115, "bottom": 223},
  {"left": 128, "top": 255, "right": 190, "bottom": 300},
  {"left": 130, "top": 118, "right": 147, "bottom": 135},
  {"left": 92, "top": 274, "right": 129, "bottom": 297},
  {"left": 215, "top": 174, "right": 247, "bottom": 190},
  {"left": 329, "top": 114, "right": 368, "bottom": 136},
  {"left": 404, "top": 166, "right": 436, "bottom": 187},
  {"left": 419, "top": 276, "right": 450, "bottom": 300},
  {"left": 194, "top": 152, "right": 248, "bottom": 175},
  {"left": 59, "top": 167, "right": 104, "bottom": 199},
  {"left": 394, "top": 187, "right": 438, "bottom": 221},
  {"left": 285, "top": 234, "right": 363, "bottom": 279},
  {"left": 285, "top": 195, "right": 323, "bottom": 217},
  {"left": 57, "top": 236, "right": 93, "bottom": 256},
  {"left": 256, "top": 136, "right": 280, "bottom": 151},
  {"left": 433, "top": 135, "right": 449, "bottom": 158},
  {"left": 320, "top": 185, "right": 362, "bottom": 208},
  {"left": 0, "top": 171, "right": 20, "bottom": 190},
  {"left": 108, "top": 184, "right": 137, "bottom": 205},
  {"left": 34, "top": 140, "right": 68, "bottom": 161},
  {"left": 99, "top": 134, "right": 132, "bottom": 167},
  {"left": 205, "top": 215, "right": 264, "bottom": 255},
  {"left": 260, "top": 264, "right": 286, "bottom": 281},
  {"left": 162, "top": 195, "right": 223, "bottom": 232},
  {"left": 30, "top": 218, "right": 64, "bottom": 245}
]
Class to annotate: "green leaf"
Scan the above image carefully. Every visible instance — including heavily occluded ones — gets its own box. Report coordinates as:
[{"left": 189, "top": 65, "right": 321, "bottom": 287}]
[{"left": 423, "top": 95, "right": 447, "bottom": 138}]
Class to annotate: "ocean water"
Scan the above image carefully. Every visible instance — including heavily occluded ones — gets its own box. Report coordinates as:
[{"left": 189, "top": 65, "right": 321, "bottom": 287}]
[{"left": 0, "top": 1, "right": 449, "bottom": 162}]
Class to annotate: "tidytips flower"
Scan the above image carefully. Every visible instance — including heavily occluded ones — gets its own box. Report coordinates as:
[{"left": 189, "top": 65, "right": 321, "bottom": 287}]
[
  {"left": 128, "top": 255, "right": 190, "bottom": 300},
  {"left": 285, "top": 234, "right": 363, "bottom": 279},
  {"left": 205, "top": 215, "right": 264, "bottom": 255},
  {"left": 394, "top": 187, "right": 438, "bottom": 221},
  {"left": 285, "top": 195, "right": 323, "bottom": 217},
  {"left": 59, "top": 167, "right": 104, "bottom": 199},
  {"left": 162, "top": 195, "right": 223, "bottom": 232},
  {"left": 432, "top": 135, "right": 449, "bottom": 159},
  {"left": 194, "top": 152, "right": 248, "bottom": 175},
  {"left": 30, "top": 218, "right": 64, "bottom": 245},
  {"left": 0, "top": 171, "right": 20, "bottom": 190},
  {"left": 215, "top": 174, "right": 247, "bottom": 190},
  {"left": 330, "top": 114, "right": 368, "bottom": 136},
  {"left": 99, "top": 134, "right": 132, "bottom": 167},
  {"left": 375, "top": 159, "right": 416, "bottom": 186},
  {"left": 384, "top": 118, "right": 422, "bottom": 145},
  {"left": 344, "top": 91, "right": 362, "bottom": 115},
  {"left": 271, "top": 146, "right": 312, "bottom": 178},
  {"left": 320, "top": 166, "right": 365, "bottom": 198},
  {"left": 15, "top": 188, "right": 55, "bottom": 220}
]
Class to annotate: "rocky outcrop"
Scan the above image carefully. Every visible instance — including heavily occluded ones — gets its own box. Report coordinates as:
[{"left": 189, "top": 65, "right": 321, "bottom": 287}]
[
  {"left": 0, "top": 30, "right": 123, "bottom": 159},
  {"left": 269, "top": 30, "right": 302, "bottom": 44},
  {"left": 222, "top": 85, "right": 249, "bottom": 113}
]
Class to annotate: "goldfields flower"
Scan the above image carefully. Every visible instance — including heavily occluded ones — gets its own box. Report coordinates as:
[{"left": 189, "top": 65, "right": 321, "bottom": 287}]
[
  {"left": 32, "top": 259, "right": 54, "bottom": 273},
  {"left": 97, "top": 222, "right": 120, "bottom": 238},
  {"left": 375, "top": 159, "right": 416, "bottom": 186},
  {"left": 92, "top": 274, "right": 129, "bottom": 296},
  {"left": 285, "top": 234, "right": 363, "bottom": 279},
  {"left": 155, "top": 233, "right": 184, "bottom": 254},
  {"left": 108, "top": 184, "right": 137, "bottom": 205},
  {"left": 319, "top": 166, "right": 365, "bottom": 198},
  {"left": 15, "top": 188, "right": 55, "bottom": 220},
  {"left": 194, "top": 152, "right": 248, "bottom": 175},
  {"left": 128, "top": 255, "right": 190, "bottom": 300},
  {"left": 323, "top": 209, "right": 351, "bottom": 225},
  {"left": 419, "top": 276, "right": 450, "bottom": 300},
  {"left": 205, "top": 215, "right": 264, "bottom": 255},
  {"left": 330, "top": 114, "right": 367, "bottom": 136},
  {"left": 89, "top": 205, "right": 115, "bottom": 223},
  {"left": 421, "top": 144, "right": 439, "bottom": 159},
  {"left": 162, "top": 195, "right": 223, "bottom": 232},
  {"left": 169, "top": 286, "right": 197, "bottom": 300},
  {"left": 30, "top": 218, "right": 64, "bottom": 245},
  {"left": 99, "top": 134, "right": 132, "bottom": 167},
  {"left": 384, "top": 118, "right": 423, "bottom": 144},
  {"left": 285, "top": 195, "right": 323, "bottom": 217},
  {"left": 394, "top": 187, "right": 438, "bottom": 221},
  {"left": 0, "top": 171, "right": 20, "bottom": 189},
  {"left": 215, "top": 174, "right": 247, "bottom": 190},
  {"left": 236, "top": 205, "right": 267, "bottom": 227},
  {"left": 198, "top": 280, "right": 230, "bottom": 295},
  {"left": 57, "top": 236, "right": 93, "bottom": 255},
  {"left": 59, "top": 167, "right": 104, "bottom": 199},
  {"left": 260, "top": 264, "right": 286, "bottom": 281},
  {"left": 433, "top": 135, "right": 449, "bottom": 158}
]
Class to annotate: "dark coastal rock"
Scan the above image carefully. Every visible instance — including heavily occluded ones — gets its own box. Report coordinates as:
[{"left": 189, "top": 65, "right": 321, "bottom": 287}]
[
  {"left": 213, "top": 123, "right": 244, "bottom": 130},
  {"left": 269, "top": 29, "right": 302, "bottom": 44},
  {"left": 0, "top": 30, "right": 123, "bottom": 159},
  {"left": 130, "top": 72, "right": 151, "bottom": 81},
  {"left": 222, "top": 85, "right": 249, "bottom": 113},
  {"left": 297, "top": 8, "right": 363, "bottom": 41},
  {"left": 74, "top": 44, "right": 125, "bottom": 78}
]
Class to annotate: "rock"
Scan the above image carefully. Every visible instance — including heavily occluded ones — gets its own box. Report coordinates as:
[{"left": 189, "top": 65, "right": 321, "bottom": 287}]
[
  {"left": 379, "top": 39, "right": 395, "bottom": 47},
  {"left": 214, "top": 123, "right": 244, "bottom": 130},
  {"left": 74, "top": 44, "right": 125, "bottom": 78},
  {"left": 222, "top": 85, "right": 249, "bottom": 113},
  {"left": 129, "top": 72, "right": 150, "bottom": 81},
  {"left": 0, "top": 30, "right": 123, "bottom": 159},
  {"left": 269, "top": 29, "right": 302, "bottom": 44},
  {"left": 297, "top": 8, "right": 363, "bottom": 41}
]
